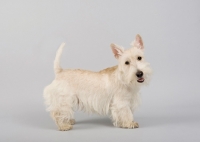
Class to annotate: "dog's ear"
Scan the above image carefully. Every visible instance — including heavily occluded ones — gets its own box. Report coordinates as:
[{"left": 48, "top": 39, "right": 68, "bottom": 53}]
[
  {"left": 110, "top": 43, "right": 124, "bottom": 59},
  {"left": 131, "top": 34, "right": 144, "bottom": 49}
]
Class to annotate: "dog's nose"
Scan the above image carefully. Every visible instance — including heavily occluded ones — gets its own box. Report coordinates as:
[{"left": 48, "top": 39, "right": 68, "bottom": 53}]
[{"left": 136, "top": 71, "right": 143, "bottom": 78}]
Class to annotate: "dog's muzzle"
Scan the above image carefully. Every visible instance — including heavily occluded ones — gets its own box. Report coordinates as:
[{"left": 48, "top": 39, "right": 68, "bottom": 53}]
[{"left": 136, "top": 71, "right": 144, "bottom": 83}]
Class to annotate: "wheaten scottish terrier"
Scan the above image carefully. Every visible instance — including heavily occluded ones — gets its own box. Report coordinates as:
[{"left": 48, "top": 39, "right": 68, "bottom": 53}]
[{"left": 43, "top": 34, "right": 152, "bottom": 131}]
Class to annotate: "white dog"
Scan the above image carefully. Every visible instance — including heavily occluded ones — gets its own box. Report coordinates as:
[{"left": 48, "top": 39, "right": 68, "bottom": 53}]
[{"left": 43, "top": 34, "right": 152, "bottom": 131}]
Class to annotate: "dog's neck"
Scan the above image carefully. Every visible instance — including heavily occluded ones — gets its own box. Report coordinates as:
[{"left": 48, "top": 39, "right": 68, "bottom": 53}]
[{"left": 99, "top": 66, "right": 140, "bottom": 88}]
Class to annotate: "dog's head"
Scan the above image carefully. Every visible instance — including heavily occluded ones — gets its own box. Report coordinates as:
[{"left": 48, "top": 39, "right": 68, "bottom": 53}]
[{"left": 111, "top": 34, "right": 152, "bottom": 86}]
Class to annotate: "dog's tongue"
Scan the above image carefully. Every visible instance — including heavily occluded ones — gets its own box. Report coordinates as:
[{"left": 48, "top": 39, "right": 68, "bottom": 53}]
[{"left": 138, "top": 78, "right": 144, "bottom": 81}]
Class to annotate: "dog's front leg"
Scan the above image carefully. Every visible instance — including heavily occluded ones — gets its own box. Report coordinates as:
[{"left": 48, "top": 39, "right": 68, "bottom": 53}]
[{"left": 111, "top": 106, "right": 139, "bottom": 129}]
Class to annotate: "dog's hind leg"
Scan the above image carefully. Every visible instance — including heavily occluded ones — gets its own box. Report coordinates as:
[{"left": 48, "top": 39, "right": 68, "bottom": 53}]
[
  {"left": 51, "top": 108, "right": 74, "bottom": 131},
  {"left": 49, "top": 94, "right": 75, "bottom": 131}
]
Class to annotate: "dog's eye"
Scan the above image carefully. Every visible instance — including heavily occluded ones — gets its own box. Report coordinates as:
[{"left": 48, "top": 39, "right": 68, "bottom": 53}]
[
  {"left": 125, "top": 61, "right": 130, "bottom": 65},
  {"left": 137, "top": 56, "right": 142, "bottom": 61}
]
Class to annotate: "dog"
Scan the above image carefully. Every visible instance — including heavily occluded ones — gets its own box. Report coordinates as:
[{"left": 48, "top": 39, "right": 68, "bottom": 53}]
[{"left": 43, "top": 34, "right": 152, "bottom": 131}]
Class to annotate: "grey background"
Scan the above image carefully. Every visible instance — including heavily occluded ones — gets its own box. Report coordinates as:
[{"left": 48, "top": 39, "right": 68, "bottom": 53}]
[{"left": 1, "top": 0, "right": 200, "bottom": 142}]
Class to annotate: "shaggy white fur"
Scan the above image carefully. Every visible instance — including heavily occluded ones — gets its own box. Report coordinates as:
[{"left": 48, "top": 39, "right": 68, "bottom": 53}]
[{"left": 43, "top": 34, "right": 152, "bottom": 131}]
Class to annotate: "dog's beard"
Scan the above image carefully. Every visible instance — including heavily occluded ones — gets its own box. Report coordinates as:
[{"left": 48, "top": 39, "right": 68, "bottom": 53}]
[
  {"left": 117, "top": 66, "right": 137, "bottom": 85},
  {"left": 139, "top": 63, "right": 152, "bottom": 85}
]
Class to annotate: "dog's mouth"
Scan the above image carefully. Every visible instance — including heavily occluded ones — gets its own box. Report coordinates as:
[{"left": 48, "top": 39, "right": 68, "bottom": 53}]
[{"left": 137, "top": 78, "right": 144, "bottom": 83}]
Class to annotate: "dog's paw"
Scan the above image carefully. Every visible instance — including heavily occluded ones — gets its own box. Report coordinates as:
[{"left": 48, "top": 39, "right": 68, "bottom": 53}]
[
  {"left": 69, "top": 119, "right": 75, "bottom": 125},
  {"left": 132, "top": 122, "right": 139, "bottom": 128},
  {"left": 58, "top": 124, "right": 73, "bottom": 131},
  {"left": 120, "top": 121, "right": 139, "bottom": 129}
]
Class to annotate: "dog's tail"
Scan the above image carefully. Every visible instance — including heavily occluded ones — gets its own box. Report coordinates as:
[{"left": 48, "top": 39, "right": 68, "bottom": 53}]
[{"left": 54, "top": 43, "right": 65, "bottom": 74}]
